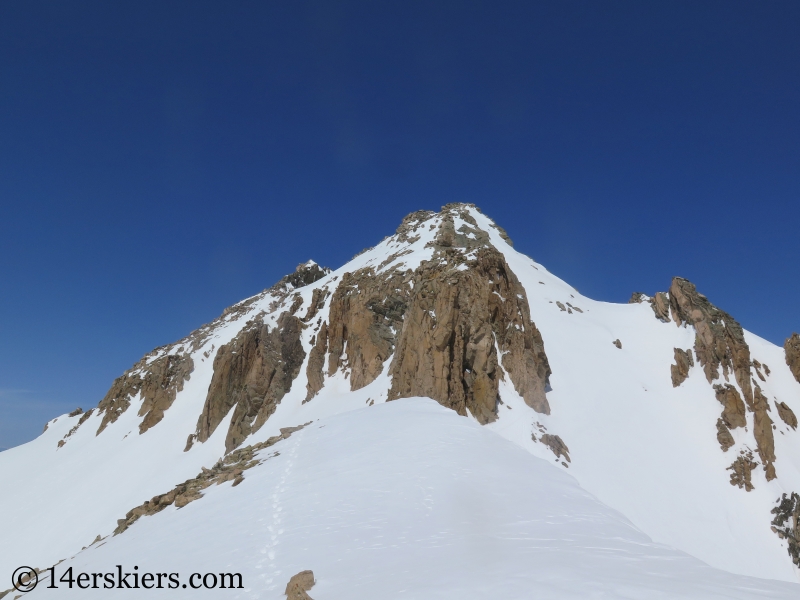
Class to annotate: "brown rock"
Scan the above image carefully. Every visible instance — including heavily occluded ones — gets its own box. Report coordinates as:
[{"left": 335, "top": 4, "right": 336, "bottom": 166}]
[
  {"left": 285, "top": 570, "right": 315, "bottom": 600},
  {"left": 753, "top": 387, "right": 776, "bottom": 480},
  {"left": 96, "top": 352, "right": 194, "bottom": 436},
  {"left": 137, "top": 354, "right": 194, "bottom": 434},
  {"left": 629, "top": 292, "right": 646, "bottom": 304},
  {"left": 728, "top": 452, "right": 757, "bottom": 491},
  {"left": 325, "top": 267, "right": 410, "bottom": 391},
  {"left": 612, "top": 339, "right": 622, "bottom": 349},
  {"left": 540, "top": 433, "right": 571, "bottom": 462},
  {"left": 195, "top": 313, "right": 306, "bottom": 453},
  {"left": 669, "top": 277, "right": 754, "bottom": 408},
  {"left": 650, "top": 292, "right": 671, "bottom": 322},
  {"left": 713, "top": 384, "right": 746, "bottom": 429},
  {"left": 388, "top": 246, "right": 551, "bottom": 421},
  {"left": 776, "top": 401, "right": 797, "bottom": 429},
  {"left": 115, "top": 422, "right": 309, "bottom": 535},
  {"left": 786, "top": 333, "right": 800, "bottom": 384},
  {"left": 304, "top": 321, "right": 328, "bottom": 402},
  {"left": 716, "top": 419, "right": 735, "bottom": 452},
  {"left": 302, "top": 287, "right": 329, "bottom": 323},
  {"left": 671, "top": 348, "right": 694, "bottom": 387},
  {"left": 771, "top": 493, "right": 800, "bottom": 567},
  {"left": 68, "top": 407, "right": 83, "bottom": 417}
]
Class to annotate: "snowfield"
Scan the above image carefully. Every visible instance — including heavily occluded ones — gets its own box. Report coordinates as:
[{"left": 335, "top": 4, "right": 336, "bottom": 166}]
[
  {"left": 2, "top": 204, "right": 800, "bottom": 597},
  {"left": 22, "top": 399, "right": 800, "bottom": 599}
]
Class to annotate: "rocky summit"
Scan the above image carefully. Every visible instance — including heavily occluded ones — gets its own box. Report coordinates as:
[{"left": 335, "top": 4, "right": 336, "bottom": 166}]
[{"left": 2, "top": 204, "right": 800, "bottom": 599}]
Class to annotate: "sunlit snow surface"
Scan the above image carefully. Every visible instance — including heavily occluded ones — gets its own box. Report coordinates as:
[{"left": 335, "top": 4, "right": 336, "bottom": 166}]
[
  {"left": 24, "top": 399, "right": 800, "bottom": 599},
  {"left": 3, "top": 205, "right": 800, "bottom": 591}
]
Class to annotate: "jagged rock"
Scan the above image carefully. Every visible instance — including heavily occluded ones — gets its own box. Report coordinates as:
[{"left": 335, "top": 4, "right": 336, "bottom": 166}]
[
  {"left": 728, "top": 452, "right": 758, "bottom": 491},
  {"left": 58, "top": 409, "right": 95, "bottom": 447},
  {"left": 95, "top": 352, "right": 194, "bottom": 435},
  {"left": 540, "top": 434, "right": 571, "bottom": 462},
  {"left": 68, "top": 407, "right": 83, "bottom": 417},
  {"left": 612, "top": 339, "right": 622, "bottom": 349},
  {"left": 285, "top": 570, "right": 315, "bottom": 600},
  {"left": 271, "top": 261, "right": 330, "bottom": 295},
  {"left": 566, "top": 302, "right": 583, "bottom": 313},
  {"left": 776, "top": 401, "right": 798, "bottom": 429},
  {"left": 395, "top": 210, "right": 435, "bottom": 243},
  {"left": 137, "top": 354, "right": 195, "bottom": 434},
  {"left": 716, "top": 419, "right": 735, "bottom": 452},
  {"left": 771, "top": 492, "right": 800, "bottom": 567},
  {"left": 196, "top": 313, "right": 306, "bottom": 453},
  {"left": 114, "top": 423, "right": 310, "bottom": 535},
  {"left": 324, "top": 267, "right": 411, "bottom": 391},
  {"left": 669, "top": 278, "right": 753, "bottom": 406},
  {"left": 389, "top": 246, "right": 551, "bottom": 422},
  {"left": 304, "top": 321, "right": 328, "bottom": 402},
  {"left": 629, "top": 292, "right": 646, "bottom": 304},
  {"left": 671, "top": 348, "right": 694, "bottom": 387},
  {"left": 668, "top": 277, "right": 780, "bottom": 479},
  {"left": 713, "top": 384, "right": 746, "bottom": 429},
  {"left": 301, "top": 287, "right": 329, "bottom": 323},
  {"left": 650, "top": 292, "right": 671, "bottom": 322},
  {"left": 752, "top": 387, "right": 776, "bottom": 480},
  {"left": 752, "top": 359, "right": 767, "bottom": 382},
  {"left": 786, "top": 333, "right": 800, "bottom": 384}
]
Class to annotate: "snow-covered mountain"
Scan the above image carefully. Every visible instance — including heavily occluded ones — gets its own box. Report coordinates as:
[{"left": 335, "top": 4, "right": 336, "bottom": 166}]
[{"left": 3, "top": 204, "right": 800, "bottom": 598}]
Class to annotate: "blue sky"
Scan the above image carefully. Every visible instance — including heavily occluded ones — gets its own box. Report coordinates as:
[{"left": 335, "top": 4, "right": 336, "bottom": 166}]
[{"left": 1, "top": 1, "right": 798, "bottom": 449}]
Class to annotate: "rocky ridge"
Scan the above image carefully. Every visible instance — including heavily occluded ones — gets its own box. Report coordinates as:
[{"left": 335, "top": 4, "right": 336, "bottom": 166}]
[
  {"left": 114, "top": 422, "right": 310, "bottom": 535},
  {"left": 786, "top": 333, "right": 800, "bottom": 385},
  {"left": 636, "top": 277, "right": 784, "bottom": 483}
]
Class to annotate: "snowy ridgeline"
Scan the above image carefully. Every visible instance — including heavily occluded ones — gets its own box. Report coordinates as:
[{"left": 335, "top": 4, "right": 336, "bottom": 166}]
[
  {"left": 3, "top": 204, "right": 800, "bottom": 595},
  {"left": 21, "top": 399, "right": 800, "bottom": 599}
]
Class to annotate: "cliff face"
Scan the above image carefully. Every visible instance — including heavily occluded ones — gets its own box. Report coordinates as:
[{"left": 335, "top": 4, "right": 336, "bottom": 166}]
[
  {"left": 95, "top": 351, "right": 194, "bottom": 436},
  {"left": 669, "top": 277, "right": 753, "bottom": 404},
  {"left": 194, "top": 313, "right": 306, "bottom": 453},
  {"left": 305, "top": 205, "right": 551, "bottom": 425},
  {"left": 786, "top": 333, "right": 800, "bottom": 384},
  {"left": 388, "top": 246, "right": 550, "bottom": 422}
]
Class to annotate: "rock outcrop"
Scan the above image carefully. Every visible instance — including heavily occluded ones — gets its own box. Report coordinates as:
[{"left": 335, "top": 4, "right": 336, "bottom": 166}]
[
  {"left": 285, "top": 570, "right": 316, "bottom": 600},
  {"left": 195, "top": 313, "right": 306, "bottom": 453},
  {"left": 669, "top": 278, "right": 752, "bottom": 403},
  {"left": 388, "top": 246, "right": 551, "bottom": 423},
  {"left": 96, "top": 352, "right": 194, "bottom": 435},
  {"left": 305, "top": 206, "right": 551, "bottom": 424},
  {"left": 669, "top": 277, "right": 777, "bottom": 479},
  {"left": 752, "top": 387, "right": 776, "bottom": 481},
  {"left": 771, "top": 492, "right": 800, "bottom": 567},
  {"left": 786, "top": 333, "right": 800, "bottom": 384},
  {"left": 115, "top": 423, "right": 309, "bottom": 535},
  {"left": 728, "top": 452, "right": 758, "bottom": 492},
  {"left": 671, "top": 348, "right": 694, "bottom": 387},
  {"left": 540, "top": 433, "right": 571, "bottom": 462},
  {"left": 321, "top": 267, "right": 411, "bottom": 391},
  {"left": 776, "top": 401, "right": 798, "bottom": 429},
  {"left": 716, "top": 419, "right": 735, "bottom": 452},
  {"left": 713, "top": 384, "right": 747, "bottom": 430},
  {"left": 650, "top": 292, "right": 671, "bottom": 322}
]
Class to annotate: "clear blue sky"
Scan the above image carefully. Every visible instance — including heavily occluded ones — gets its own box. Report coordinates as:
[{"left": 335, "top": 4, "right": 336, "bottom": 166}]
[{"left": 1, "top": 1, "right": 798, "bottom": 449}]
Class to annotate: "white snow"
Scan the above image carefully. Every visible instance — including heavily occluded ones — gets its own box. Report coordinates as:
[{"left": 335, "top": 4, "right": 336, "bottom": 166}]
[
  {"left": 3, "top": 204, "right": 800, "bottom": 593},
  {"left": 23, "top": 399, "right": 800, "bottom": 599}
]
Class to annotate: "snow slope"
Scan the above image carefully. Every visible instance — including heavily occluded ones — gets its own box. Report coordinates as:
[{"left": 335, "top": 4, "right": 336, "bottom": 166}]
[
  {"left": 2, "top": 203, "right": 800, "bottom": 590},
  {"left": 23, "top": 399, "right": 800, "bottom": 599}
]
